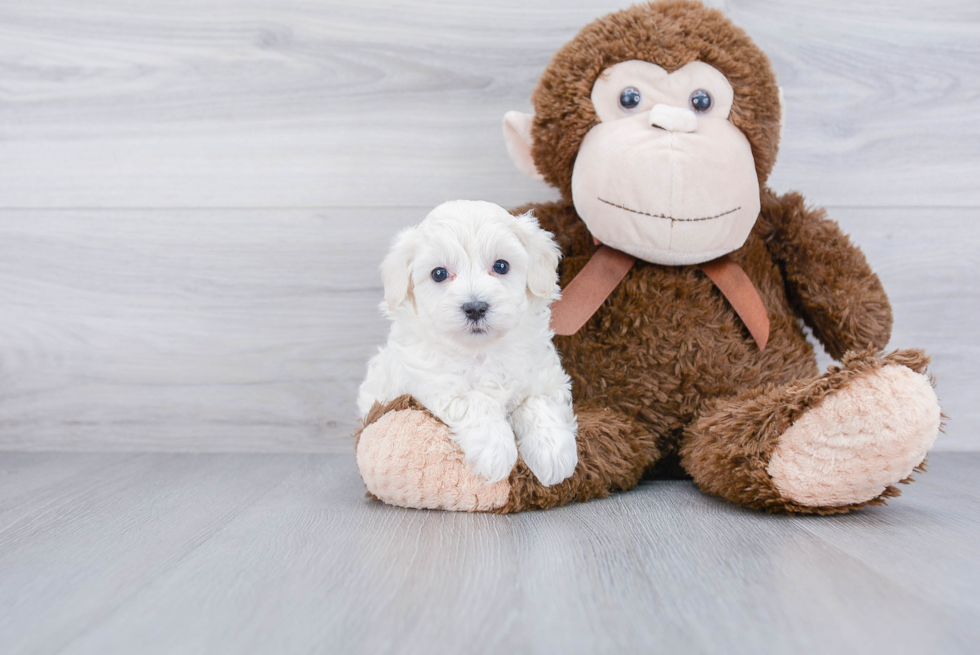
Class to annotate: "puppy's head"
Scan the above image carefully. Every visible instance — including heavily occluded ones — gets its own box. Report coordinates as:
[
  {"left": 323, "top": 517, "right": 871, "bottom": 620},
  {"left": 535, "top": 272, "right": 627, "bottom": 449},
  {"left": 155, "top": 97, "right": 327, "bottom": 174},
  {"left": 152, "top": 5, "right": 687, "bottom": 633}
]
[{"left": 381, "top": 200, "right": 560, "bottom": 347}]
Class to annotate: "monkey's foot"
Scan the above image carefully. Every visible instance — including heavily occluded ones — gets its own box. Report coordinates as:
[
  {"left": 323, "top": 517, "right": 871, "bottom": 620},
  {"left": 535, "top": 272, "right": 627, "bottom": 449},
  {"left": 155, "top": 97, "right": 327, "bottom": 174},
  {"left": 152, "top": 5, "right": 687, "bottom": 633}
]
[
  {"left": 682, "top": 349, "right": 942, "bottom": 514},
  {"left": 766, "top": 352, "right": 941, "bottom": 508},
  {"left": 355, "top": 396, "right": 657, "bottom": 513},
  {"left": 355, "top": 396, "right": 510, "bottom": 512}
]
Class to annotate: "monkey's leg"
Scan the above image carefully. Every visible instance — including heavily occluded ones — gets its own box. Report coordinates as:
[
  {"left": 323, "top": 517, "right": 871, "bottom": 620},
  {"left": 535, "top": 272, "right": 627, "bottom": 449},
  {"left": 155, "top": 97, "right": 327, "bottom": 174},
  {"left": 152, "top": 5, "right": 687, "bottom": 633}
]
[
  {"left": 499, "top": 400, "right": 660, "bottom": 512},
  {"left": 354, "top": 396, "right": 659, "bottom": 513},
  {"left": 679, "top": 349, "right": 941, "bottom": 514},
  {"left": 354, "top": 396, "right": 511, "bottom": 512}
]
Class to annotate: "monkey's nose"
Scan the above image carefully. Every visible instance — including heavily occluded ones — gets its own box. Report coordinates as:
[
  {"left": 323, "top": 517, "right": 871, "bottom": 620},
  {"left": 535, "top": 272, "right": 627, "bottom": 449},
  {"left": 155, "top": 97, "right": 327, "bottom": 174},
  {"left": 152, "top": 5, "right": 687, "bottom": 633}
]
[
  {"left": 462, "top": 300, "right": 489, "bottom": 322},
  {"left": 649, "top": 104, "right": 698, "bottom": 133}
]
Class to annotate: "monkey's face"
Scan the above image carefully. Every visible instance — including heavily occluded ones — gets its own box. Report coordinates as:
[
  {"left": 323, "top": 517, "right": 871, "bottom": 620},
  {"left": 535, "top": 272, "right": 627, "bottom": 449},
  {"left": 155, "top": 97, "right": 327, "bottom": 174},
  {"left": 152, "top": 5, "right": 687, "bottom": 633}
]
[{"left": 570, "top": 60, "right": 761, "bottom": 266}]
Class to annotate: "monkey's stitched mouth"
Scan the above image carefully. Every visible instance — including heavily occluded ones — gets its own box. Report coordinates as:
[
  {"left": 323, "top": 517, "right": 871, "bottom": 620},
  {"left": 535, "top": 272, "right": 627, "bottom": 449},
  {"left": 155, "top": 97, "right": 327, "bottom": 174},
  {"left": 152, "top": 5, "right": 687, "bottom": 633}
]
[{"left": 598, "top": 198, "right": 740, "bottom": 223}]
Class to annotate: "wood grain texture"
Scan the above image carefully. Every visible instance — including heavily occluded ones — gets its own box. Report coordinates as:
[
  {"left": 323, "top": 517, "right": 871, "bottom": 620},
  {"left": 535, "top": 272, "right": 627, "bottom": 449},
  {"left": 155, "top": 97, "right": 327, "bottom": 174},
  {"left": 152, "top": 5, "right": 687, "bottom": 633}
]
[
  {"left": 0, "top": 206, "right": 975, "bottom": 452},
  {"left": 0, "top": 453, "right": 301, "bottom": 655},
  {"left": 0, "top": 208, "right": 411, "bottom": 452},
  {"left": 0, "top": 0, "right": 976, "bottom": 452},
  {"left": 0, "top": 452, "right": 135, "bottom": 532},
  {"left": 0, "top": 451, "right": 976, "bottom": 654},
  {"left": 0, "top": 0, "right": 977, "bottom": 208}
]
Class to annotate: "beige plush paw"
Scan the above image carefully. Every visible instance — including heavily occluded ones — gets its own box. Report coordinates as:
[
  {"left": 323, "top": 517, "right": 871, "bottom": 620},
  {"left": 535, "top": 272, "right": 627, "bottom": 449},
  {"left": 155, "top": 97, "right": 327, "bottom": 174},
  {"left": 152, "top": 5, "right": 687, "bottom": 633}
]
[
  {"left": 767, "top": 365, "right": 941, "bottom": 507},
  {"left": 356, "top": 408, "right": 510, "bottom": 511}
]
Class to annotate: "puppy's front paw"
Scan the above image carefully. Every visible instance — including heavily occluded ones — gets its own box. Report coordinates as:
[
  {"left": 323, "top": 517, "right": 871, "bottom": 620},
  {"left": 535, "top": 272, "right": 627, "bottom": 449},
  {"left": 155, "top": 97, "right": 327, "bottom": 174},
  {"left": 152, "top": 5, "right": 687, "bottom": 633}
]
[
  {"left": 520, "top": 426, "right": 578, "bottom": 487},
  {"left": 461, "top": 420, "right": 518, "bottom": 483}
]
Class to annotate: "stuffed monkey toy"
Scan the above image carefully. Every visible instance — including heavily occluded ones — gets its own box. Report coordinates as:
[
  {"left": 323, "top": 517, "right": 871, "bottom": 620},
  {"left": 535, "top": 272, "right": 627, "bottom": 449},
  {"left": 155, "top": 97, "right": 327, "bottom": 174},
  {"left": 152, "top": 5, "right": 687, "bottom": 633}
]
[{"left": 355, "top": 0, "right": 942, "bottom": 514}]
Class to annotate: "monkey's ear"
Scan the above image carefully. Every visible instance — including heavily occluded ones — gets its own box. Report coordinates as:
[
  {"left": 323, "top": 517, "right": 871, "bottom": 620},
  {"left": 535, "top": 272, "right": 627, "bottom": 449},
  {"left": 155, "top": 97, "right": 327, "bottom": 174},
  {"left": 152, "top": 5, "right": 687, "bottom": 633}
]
[
  {"left": 381, "top": 226, "right": 420, "bottom": 312},
  {"left": 503, "top": 111, "right": 545, "bottom": 181},
  {"left": 511, "top": 210, "right": 560, "bottom": 301}
]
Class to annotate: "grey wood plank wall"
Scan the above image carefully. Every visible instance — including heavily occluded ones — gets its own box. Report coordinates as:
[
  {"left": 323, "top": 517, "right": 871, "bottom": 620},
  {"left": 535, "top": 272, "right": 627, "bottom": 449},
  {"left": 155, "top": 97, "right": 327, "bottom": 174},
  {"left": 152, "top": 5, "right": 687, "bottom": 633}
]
[{"left": 0, "top": 0, "right": 977, "bottom": 451}]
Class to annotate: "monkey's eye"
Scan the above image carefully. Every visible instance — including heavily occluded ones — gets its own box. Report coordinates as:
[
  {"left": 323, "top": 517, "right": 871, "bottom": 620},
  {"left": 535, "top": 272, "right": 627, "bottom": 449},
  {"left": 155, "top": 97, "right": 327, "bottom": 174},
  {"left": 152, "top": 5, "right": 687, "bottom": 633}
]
[
  {"left": 618, "top": 87, "right": 642, "bottom": 112},
  {"left": 431, "top": 267, "right": 449, "bottom": 282},
  {"left": 492, "top": 260, "right": 509, "bottom": 275},
  {"left": 689, "top": 89, "right": 712, "bottom": 113}
]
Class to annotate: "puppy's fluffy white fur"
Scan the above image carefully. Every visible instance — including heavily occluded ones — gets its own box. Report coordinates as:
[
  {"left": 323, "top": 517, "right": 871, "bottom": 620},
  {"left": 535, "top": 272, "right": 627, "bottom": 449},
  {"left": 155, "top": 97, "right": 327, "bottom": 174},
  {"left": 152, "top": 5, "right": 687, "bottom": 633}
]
[{"left": 358, "top": 200, "right": 578, "bottom": 486}]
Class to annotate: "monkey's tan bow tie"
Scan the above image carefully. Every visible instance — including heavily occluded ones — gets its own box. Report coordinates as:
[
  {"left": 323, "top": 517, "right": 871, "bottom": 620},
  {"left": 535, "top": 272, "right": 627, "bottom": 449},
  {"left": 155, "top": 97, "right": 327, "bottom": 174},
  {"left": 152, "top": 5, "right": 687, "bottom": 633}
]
[{"left": 549, "top": 244, "right": 770, "bottom": 350}]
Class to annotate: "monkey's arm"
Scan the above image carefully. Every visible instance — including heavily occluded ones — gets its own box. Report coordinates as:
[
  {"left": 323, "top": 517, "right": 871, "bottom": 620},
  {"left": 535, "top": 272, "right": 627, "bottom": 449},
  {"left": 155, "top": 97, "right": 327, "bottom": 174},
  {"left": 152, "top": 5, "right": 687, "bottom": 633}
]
[{"left": 758, "top": 189, "right": 892, "bottom": 360}]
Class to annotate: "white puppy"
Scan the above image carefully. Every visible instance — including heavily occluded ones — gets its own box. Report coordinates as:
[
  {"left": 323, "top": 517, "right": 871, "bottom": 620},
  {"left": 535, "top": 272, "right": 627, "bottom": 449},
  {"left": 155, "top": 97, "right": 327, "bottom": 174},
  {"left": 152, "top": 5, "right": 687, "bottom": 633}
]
[{"left": 358, "top": 200, "right": 578, "bottom": 486}]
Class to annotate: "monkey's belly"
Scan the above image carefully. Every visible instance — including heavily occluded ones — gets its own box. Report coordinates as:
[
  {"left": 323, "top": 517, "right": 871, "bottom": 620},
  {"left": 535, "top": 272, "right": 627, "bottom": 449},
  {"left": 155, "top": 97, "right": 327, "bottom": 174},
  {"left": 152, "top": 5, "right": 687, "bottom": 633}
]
[{"left": 555, "top": 257, "right": 818, "bottom": 431}]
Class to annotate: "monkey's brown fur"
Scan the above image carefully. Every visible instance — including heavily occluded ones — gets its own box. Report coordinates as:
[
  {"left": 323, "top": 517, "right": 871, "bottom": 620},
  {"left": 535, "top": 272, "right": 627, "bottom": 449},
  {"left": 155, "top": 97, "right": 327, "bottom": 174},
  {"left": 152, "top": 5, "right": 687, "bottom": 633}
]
[{"left": 358, "top": 0, "right": 937, "bottom": 514}]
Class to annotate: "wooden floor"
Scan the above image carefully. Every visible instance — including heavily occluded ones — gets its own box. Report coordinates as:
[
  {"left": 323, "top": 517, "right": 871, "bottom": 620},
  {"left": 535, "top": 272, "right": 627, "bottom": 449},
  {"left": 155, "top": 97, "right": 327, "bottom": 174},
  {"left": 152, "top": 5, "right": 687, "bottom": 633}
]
[{"left": 1, "top": 451, "right": 977, "bottom": 654}]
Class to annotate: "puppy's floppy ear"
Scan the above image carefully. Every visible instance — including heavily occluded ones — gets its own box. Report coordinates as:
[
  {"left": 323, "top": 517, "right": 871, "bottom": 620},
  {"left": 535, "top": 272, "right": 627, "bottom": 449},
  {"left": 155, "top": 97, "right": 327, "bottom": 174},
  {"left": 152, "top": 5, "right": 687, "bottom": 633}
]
[
  {"left": 511, "top": 211, "right": 560, "bottom": 300},
  {"left": 381, "top": 226, "right": 421, "bottom": 311}
]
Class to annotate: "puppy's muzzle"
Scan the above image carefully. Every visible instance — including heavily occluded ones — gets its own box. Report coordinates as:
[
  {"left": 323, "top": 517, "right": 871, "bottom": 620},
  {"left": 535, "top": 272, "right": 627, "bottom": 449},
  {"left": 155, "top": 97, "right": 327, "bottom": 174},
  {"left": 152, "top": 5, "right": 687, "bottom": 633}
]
[{"left": 462, "top": 300, "right": 489, "bottom": 322}]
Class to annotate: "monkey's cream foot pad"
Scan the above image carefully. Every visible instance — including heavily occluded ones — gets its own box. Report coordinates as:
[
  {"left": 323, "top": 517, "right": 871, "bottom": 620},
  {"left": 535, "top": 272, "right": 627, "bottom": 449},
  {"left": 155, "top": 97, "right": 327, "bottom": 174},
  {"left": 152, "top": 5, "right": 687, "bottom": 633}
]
[
  {"left": 356, "top": 407, "right": 510, "bottom": 511},
  {"left": 767, "top": 364, "right": 941, "bottom": 507}
]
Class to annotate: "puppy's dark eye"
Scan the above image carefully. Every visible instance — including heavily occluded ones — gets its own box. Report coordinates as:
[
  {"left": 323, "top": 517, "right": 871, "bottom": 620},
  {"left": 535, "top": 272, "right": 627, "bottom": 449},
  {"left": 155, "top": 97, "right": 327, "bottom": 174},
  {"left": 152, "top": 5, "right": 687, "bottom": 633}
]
[
  {"left": 492, "top": 260, "right": 509, "bottom": 275},
  {"left": 689, "top": 89, "right": 712, "bottom": 113},
  {"left": 431, "top": 267, "right": 448, "bottom": 282},
  {"left": 619, "top": 86, "right": 642, "bottom": 111}
]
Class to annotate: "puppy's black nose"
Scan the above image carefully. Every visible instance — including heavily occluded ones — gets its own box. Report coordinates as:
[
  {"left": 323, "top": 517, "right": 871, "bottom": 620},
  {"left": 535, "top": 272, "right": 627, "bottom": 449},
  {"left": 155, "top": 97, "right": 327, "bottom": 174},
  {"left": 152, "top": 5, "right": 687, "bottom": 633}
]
[{"left": 462, "top": 300, "right": 489, "bottom": 322}]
